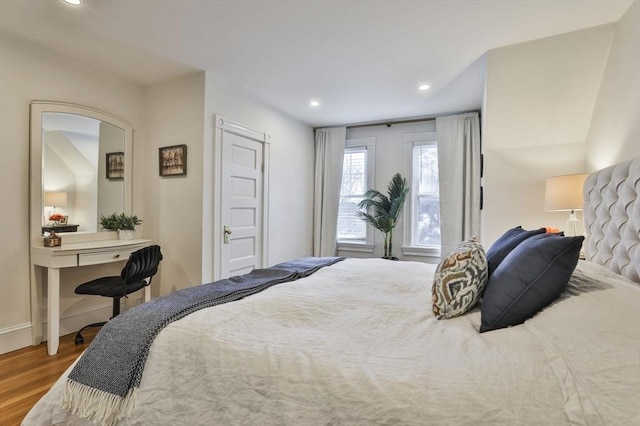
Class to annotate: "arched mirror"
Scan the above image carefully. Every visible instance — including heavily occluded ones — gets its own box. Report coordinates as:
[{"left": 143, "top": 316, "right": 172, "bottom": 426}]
[{"left": 30, "top": 101, "right": 133, "bottom": 246}]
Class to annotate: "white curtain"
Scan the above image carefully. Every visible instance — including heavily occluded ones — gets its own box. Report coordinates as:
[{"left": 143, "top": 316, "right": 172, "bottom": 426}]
[
  {"left": 435, "top": 112, "right": 482, "bottom": 256},
  {"left": 313, "top": 127, "right": 346, "bottom": 256}
]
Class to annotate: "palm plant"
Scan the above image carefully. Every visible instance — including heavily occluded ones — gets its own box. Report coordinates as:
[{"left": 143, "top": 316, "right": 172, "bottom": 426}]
[{"left": 357, "top": 173, "right": 409, "bottom": 259}]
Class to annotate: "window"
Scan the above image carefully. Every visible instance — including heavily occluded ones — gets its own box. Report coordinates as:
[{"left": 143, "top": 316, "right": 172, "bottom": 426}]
[
  {"left": 337, "top": 148, "right": 367, "bottom": 241},
  {"left": 403, "top": 132, "right": 440, "bottom": 256},
  {"left": 337, "top": 137, "right": 375, "bottom": 251},
  {"left": 412, "top": 143, "right": 440, "bottom": 246}
]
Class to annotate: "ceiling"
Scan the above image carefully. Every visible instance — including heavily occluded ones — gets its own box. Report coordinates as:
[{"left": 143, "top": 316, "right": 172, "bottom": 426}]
[{"left": 0, "top": 0, "right": 633, "bottom": 127}]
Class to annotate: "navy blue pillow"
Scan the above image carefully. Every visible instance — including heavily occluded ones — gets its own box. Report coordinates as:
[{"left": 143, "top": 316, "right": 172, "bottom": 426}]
[
  {"left": 479, "top": 233, "right": 584, "bottom": 333},
  {"left": 486, "top": 226, "right": 546, "bottom": 276}
]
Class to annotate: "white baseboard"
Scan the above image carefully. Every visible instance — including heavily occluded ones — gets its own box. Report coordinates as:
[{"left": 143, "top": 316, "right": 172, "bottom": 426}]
[
  {"left": 0, "top": 323, "right": 33, "bottom": 355},
  {"left": 0, "top": 295, "right": 143, "bottom": 355}
]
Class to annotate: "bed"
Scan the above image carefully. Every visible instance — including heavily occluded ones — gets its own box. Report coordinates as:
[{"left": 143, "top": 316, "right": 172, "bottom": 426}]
[{"left": 23, "top": 158, "right": 639, "bottom": 426}]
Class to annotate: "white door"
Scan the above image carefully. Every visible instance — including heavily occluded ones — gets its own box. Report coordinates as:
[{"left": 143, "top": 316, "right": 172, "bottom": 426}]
[
  {"left": 204, "top": 116, "right": 270, "bottom": 281},
  {"left": 220, "top": 132, "right": 264, "bottom": 278}
]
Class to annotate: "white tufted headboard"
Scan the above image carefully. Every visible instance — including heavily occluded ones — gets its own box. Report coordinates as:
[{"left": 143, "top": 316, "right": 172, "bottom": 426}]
[{"left": 583, "top": 158, "right": 640, "bottom": 284}]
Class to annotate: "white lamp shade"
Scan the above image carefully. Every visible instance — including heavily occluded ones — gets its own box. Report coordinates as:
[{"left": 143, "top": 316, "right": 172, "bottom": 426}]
[
  {"left": 545, "top": 174, "right": 587, "bottom": 211},
  {"left": 44, "top": 191, "right": 68, "bottom": 207}
]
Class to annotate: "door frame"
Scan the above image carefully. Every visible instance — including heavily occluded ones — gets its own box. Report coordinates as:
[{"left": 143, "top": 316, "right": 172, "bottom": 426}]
[{"left": 202, "top": 115, "right": 270, "bottom": 282}]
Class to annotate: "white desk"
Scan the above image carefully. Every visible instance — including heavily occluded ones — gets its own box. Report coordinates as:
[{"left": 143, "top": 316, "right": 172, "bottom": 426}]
[{"left": 30, "top": 238, "right": 152, "bottom": 355}]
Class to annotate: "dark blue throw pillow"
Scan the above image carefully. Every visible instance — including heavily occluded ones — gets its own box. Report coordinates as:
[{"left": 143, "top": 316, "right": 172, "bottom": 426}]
[
  {"left": 479, "top": 233, "right": 584, "bottom": 333},
  {"left": 485, "top": 226, "right": 546, "bottom": 276}
]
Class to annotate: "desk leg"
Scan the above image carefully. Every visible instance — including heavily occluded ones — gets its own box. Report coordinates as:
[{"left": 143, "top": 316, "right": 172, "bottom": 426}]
[
  {"left": 47, "top": 268, "right": 60, "bottom": 356},
  {"left": 30, "top": 264, "right": 44, "bottom": 346},
  {"left": 144, "top": 281, "right": 151, "bottom": 303}
]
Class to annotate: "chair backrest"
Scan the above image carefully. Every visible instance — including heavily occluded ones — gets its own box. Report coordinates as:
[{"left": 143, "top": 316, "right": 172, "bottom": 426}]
[{"left": 121, "top": 245, "right": 163, "bottom": 285}]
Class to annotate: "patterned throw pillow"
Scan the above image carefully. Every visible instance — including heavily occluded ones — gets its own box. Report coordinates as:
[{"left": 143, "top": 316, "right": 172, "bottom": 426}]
[{"left": 432, "top": 238, "right": 488, "bottom": 319}]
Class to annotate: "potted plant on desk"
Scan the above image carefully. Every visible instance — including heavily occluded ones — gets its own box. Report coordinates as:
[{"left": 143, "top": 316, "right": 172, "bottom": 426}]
[
  {"left": 99, "top": 213, "right": 120, "bottom": 232},
  {"left": 100, "top": 213, "right": 143, "bottom": 240},
  {"left": 117, "top": 213, "right": 142, "bottom": 240}
]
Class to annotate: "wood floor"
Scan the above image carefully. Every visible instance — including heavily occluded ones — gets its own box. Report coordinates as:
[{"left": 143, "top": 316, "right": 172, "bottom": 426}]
[{"left": 0, "top": 328, "right": 98, "bottom": 426}]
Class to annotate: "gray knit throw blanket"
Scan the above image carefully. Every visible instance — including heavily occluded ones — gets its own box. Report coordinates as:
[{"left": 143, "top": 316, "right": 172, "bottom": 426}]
[{"left": 62, "top": 256, "right": 344, "bottom": 426}]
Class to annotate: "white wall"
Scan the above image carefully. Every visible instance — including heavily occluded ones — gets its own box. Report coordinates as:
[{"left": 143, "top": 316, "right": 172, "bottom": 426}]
[
  {"left": 483, "top": 24, "right": 616, "bottom": 247},
  {"left": 143, "top": 73, "right": 206, "bottom": 296},
  {"left": 0, "top": 32, "right": 147, "bottom": 353},
  {"left": 585, "top": 0, "right": 640, "bottom": 169},
  {"left": 203, "top": 72, "right": 315, "bottom": 270}
]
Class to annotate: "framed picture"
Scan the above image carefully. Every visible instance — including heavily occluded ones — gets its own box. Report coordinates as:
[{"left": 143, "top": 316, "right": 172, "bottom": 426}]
[
  {"left": 58, "top": 215, "right": 68, "bottom": 225},
  {"left": 159, "top": 144, "right": 187, "bottom": 177},
  {"left": 106, "top": 152, "right": 125, "bottom": 180}
]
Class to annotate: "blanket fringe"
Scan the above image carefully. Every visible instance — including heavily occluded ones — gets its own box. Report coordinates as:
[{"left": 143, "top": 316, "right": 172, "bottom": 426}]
[{"left": 62, "top": 379, "right": 137, "bottom": 426}]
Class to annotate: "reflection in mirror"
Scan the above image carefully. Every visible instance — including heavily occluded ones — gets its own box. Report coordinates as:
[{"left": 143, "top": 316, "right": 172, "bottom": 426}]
[
  {"left": 42, "top": 113, "right": 125, "bottom": 232},
  {"left": 30, "top": 101, "right": 133, "bottom": 246}
]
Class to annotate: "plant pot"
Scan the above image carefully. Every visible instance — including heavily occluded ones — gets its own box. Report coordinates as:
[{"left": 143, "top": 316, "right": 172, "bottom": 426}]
[{"left": 118, "top": 229, "right": 135, "bottom": 240}]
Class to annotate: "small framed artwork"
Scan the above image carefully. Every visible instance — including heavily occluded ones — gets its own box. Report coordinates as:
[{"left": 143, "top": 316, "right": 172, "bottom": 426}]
[
  {"left": 58, "top": 215, "right": 68, "bottom": 225},
  {"left": 106, "top": 152, "right": 125, "bottom": 180},
  {"left": 159, "top": 144, "right": 187, "bottom": 177}
]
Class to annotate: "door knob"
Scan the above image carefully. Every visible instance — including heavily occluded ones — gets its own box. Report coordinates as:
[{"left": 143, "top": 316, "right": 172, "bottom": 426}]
[{"left": 223, "top": 225, "right": 232, "bottom": 244}]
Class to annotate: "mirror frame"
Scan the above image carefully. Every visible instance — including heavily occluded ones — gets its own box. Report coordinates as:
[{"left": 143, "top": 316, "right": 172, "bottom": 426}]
[{"left": 30, "top": 101, "right": 133, "bottom": 247}]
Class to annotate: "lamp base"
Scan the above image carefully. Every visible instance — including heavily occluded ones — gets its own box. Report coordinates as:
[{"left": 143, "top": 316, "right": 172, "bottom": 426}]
[{"left": 567, "top": 210, "right": 580, "bottom": 236}]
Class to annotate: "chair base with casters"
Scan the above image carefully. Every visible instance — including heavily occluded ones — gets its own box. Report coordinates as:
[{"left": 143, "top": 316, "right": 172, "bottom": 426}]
[{"left": 73, "top": 245, "right": 163, "bottom": 345}]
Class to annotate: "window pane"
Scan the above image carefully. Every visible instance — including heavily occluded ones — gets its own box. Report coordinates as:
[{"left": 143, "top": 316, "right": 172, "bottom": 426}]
[
  {"left": 413, "top": 145, "right": 439, "bottom": 194},
  {"left": 337, "top": 147, "right": 367, "bottom": 241},
  {"left": 412, "top": 143, "right": 440, "bottom": 247},
  {"left": 337, "top": 195, "right": 365, "bottom": 240},
  {"left": 340, "top": 149, "right": 367, "bottom": 196},
  {"left": 416, "top": 195, "right": 441, "bottom": 246}
]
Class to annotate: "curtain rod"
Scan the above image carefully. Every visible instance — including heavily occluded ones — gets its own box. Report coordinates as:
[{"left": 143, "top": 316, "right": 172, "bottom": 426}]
[{"left": 341, "top": 109, "right": 481, "bottom": 130}]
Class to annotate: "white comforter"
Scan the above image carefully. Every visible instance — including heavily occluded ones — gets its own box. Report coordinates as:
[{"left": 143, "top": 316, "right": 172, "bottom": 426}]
[{"left": 24, "top": 258, "right": 640, "bottom": 425}]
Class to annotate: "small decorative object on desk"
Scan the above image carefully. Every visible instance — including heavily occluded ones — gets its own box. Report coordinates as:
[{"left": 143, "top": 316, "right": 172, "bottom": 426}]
[
  {"left": 49, "top": 213, "right": 64, "bottom": 226},
  {"left": 43, "top": 231, "right": 62, "bottom": 247}
]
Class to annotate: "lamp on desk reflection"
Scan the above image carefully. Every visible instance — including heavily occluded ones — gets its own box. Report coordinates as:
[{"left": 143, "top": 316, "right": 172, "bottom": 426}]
[{"left": 44, "top": 191, "right": 67, "bottom": 224}]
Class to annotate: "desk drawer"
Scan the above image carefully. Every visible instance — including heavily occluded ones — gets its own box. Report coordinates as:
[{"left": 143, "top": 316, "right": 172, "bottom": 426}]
[{"left": 78, "top": 249, "right": 134, "bottom": 266}]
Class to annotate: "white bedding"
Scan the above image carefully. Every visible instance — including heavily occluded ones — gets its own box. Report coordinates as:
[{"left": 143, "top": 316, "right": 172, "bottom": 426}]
[{"left": 23, "top": 258, "right": 640, "bottom": 425}]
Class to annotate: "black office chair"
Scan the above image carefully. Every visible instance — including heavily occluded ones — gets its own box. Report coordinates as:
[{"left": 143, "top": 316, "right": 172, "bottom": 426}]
[{"left": 74, "top": 244, "right": 163, "bottom": 344}]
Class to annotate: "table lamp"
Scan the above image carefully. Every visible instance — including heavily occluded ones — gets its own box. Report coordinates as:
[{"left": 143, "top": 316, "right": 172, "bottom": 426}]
[
  {"left": 544, "top": 174, "right": 587, "bottom": 236},
  {"left": 44, "top": 191, "right": 67, "bottom": 221}
]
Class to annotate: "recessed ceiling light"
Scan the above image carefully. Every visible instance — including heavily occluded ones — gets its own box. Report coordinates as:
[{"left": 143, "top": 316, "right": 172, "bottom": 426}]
[
  {"left": 62, "top": 0, "right": 82, "bottom": 5},
  {"left": 418, "top": 84, "right": 430, "bottom": 91},
  {"left": 309, "top": 100, "right": 320, "bottom": 108}
]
